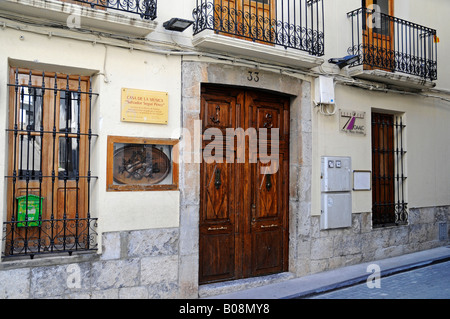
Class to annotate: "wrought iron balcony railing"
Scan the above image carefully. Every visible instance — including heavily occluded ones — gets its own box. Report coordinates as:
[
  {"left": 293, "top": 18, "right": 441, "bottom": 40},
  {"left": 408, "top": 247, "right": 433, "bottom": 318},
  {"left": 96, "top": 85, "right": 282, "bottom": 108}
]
[
  {"left": 71, "top": 0, "right": 157, "bottom": 20},
  {"left": 193, "top": 0, "right": 325, "bottom": 56},
  {"left": 2, "top": 218, "right": 98, "bottom": 259},
  {"left": 347, "top": 7, "right": 438, "bottom": 80}
]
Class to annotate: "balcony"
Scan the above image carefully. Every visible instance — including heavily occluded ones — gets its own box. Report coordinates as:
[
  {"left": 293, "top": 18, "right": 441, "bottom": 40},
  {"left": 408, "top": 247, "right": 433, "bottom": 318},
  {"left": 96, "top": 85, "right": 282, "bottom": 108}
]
[
  {"left": 347, "top": 8, "right": 438, "bottom": 87},
  {"left": 69, "top": 0, "right": 157, "bottom": 20},
  {"left": 192, "top": 0, "right": 325, "bottom": 69},
  {"left": 0, "top": 0, "right": 158, "bottom": 37}
]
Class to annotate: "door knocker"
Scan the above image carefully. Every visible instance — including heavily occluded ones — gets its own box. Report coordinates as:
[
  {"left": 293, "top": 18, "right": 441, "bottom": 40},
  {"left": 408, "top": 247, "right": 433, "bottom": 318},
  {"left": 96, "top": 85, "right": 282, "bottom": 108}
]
[
  {"left": 210, "top": 105, "right": 221, "bottom": 124},
  {"left": 214, "top": 168, "right": 222, "bottom": 190},
  {"left": 265, "top": 174, "right": 272, "bottom": 191},
  {"left": 263, "top": 113, "right": 273, "bottom": 128}
]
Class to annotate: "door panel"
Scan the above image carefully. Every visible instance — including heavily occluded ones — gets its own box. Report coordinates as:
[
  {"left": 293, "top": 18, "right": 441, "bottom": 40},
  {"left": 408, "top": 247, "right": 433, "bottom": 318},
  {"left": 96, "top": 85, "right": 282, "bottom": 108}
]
[
  {"left": 252, "top": 228, "right": 283, "bottom": 275},
  {"left": 199, "top": 227, "right": 236, "bottom": 283},
  {"left": 199, "top": 159, "right": 237, "bottom": 283},
  {"left": 199, "top": 85, "right": 289, "bottom": 284},
  {"left": 249, "top": 151, "right": 288, "bottom": 276}
]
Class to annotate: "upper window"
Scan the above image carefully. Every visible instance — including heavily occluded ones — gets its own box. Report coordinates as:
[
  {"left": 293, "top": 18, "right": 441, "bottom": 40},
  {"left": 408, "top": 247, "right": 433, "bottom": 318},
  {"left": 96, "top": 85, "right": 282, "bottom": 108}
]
[
  {"left": 2, "top": 68, "right": 98, "bottom": 259},
  {"left": 348, "top": 0, "right": 437, "bottom": 80}
]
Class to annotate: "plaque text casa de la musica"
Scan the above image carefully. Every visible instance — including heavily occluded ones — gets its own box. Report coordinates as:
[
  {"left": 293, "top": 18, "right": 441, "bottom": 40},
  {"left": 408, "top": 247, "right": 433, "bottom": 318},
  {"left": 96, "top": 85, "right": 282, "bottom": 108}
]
[{"left": 121, "top": 88, "right": 169, "bottom": 124}]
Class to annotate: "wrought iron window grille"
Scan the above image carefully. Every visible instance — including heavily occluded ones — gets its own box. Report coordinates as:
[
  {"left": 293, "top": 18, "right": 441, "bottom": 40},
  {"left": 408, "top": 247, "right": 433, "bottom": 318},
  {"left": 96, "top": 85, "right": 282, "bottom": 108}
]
[
  {"left": 72, "top": 0, "right": 157, "bottom": 20},
  {"left": 372, "top": 113, "right": 408, "bottom": 227},
  {"left": 347, "top": 7, "right": 438, "bottom": 80},
  {"left": 192, "top": 0, "right": 325, "bottom": 56},
  {"left": 2, "top": 69, "right": 99, "bottom": 259}
]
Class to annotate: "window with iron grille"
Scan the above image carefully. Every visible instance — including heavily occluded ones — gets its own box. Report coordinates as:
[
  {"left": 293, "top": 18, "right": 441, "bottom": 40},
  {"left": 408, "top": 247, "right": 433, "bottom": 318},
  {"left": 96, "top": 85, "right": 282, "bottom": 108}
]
[
  {"left": 2, "top": 68, "right": 98, "bottom": 259},
  {"left": 371, "top": 112, "right": 407, "bottom": 227}
]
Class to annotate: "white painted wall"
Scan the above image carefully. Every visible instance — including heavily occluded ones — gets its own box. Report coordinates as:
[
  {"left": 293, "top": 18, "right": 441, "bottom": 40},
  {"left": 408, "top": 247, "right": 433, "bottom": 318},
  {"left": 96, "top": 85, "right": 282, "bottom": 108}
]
[
  {"left": 0, "top": 26, "right": 182, "bottom": 236},
  {"left": 311, "top": 0, "right": 450, "bottom": 215},
  {"left": 0, "top": 0, "right": 449, "bottom": 238}
]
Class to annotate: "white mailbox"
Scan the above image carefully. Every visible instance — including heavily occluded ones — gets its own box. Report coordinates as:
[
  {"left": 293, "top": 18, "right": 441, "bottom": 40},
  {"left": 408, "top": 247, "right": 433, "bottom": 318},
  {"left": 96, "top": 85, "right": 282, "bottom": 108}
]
[
  {"left": 321, "top": 156, "right": 352, "bottom": 192},
  {"left": 321, "top": 193, "right": 352, "bottom": 230},
  {"left": 320, "top": 156, "right": 352, "bottom": 230}
]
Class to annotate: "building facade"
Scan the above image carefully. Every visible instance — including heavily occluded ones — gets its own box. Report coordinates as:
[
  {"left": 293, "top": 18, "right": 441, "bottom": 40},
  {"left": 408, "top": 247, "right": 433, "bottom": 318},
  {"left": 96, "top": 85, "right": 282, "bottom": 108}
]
[{"left": 0, "top": 0, "right": 449, "bottom": 298}]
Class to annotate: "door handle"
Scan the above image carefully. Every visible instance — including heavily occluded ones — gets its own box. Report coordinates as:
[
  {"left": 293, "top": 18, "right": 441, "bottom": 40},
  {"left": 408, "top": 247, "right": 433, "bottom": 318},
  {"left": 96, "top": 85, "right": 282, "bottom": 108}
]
[
  {"left": 208, "top": 226, "right": 227, "bottom": 231},
  {"left": 214, "top": 169, "right": 222, "bottom": 190},
  {"left": 261, "top": 224, "right": 278, "bottom": 229}
]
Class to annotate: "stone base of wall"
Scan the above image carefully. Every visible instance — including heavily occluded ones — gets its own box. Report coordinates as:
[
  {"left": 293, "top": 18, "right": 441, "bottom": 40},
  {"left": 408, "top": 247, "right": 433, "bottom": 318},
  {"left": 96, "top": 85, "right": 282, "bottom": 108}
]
[
  {"left": 305, "top": 206, "right": 450, "bottom": 275},
  {"left": 0, "top": 206, "right": 448, "bottom": 299},
  {"left": 0, "top": 228, "right": 179, "bottom": 299}
]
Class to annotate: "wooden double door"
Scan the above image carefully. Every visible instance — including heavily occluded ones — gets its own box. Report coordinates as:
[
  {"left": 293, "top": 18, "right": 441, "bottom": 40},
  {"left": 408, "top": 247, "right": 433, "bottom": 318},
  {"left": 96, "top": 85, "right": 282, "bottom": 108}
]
[{"left": 199, "top": 85, "right": 290, "bottom": 284}]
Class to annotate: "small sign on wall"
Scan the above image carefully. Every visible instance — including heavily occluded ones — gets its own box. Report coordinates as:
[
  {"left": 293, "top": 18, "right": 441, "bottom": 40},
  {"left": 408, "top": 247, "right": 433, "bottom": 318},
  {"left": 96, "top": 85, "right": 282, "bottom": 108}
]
[
  {"left": 121, "top": 88, "right": 169, "bottom": 124},
  {"left": 353, "top": 170, "right": 371, "bottom": 191},
  {"left": 340, "top": 109, "right": 366, "bottom": 136}
]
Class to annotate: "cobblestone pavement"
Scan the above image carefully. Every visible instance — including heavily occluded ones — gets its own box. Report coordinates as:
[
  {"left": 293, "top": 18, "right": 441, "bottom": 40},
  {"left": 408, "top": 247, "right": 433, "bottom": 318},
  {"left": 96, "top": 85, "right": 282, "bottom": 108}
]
[{"left": 308, "top": 261, "right": 450, "bottom": 299}]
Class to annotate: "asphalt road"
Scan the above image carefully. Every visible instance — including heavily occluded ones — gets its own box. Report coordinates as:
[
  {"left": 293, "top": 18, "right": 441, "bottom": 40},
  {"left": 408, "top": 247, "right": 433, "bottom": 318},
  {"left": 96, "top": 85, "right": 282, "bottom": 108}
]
[{"left": 308, "top": 260, "right": 450, "bottom": 299}]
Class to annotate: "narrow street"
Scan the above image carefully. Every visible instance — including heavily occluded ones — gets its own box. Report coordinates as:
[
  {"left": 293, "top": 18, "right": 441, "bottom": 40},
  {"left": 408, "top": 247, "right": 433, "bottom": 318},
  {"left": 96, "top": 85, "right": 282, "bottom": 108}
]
[{"left": 308, "top": 261, "right": 450, "bottom": 299}]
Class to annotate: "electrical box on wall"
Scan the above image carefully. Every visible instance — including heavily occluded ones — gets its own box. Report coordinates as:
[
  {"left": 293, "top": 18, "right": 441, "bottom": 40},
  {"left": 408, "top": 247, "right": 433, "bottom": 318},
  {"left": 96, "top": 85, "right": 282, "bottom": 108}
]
[
  {"left": 320, "top": 156, "right": 352, "bottom": 230},
  {"left": 315, "top": 76, "right": 335, "bottom": 105},
  {"left": 321, "top": 156, "right": 352, "bottom": 192},
  {"left": 321, "top": 193, "right": 352, "bottom": 230}
]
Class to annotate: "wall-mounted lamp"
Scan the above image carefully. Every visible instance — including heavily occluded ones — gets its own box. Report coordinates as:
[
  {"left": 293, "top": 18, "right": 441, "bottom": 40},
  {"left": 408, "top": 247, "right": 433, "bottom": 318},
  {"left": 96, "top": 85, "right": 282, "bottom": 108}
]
[
  {"left": 328, "top": 54, "right": 359, "bottom": 69},
  {"left": 163, "top": 18, "right": 194, "bottom": 32}
]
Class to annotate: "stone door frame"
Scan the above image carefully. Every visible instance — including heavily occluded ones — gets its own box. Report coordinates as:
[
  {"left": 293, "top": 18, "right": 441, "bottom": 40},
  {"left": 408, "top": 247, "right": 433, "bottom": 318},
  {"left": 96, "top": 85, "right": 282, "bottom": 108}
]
[{"left": 178, "top": 60, "right": 313, "bottom": 298}]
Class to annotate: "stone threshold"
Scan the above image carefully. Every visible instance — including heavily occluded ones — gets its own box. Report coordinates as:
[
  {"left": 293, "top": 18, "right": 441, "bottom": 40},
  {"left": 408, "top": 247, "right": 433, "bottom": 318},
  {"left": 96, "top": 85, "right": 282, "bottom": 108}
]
[{"left": 199, "top": 272, "right": 295, "bottom": 299}]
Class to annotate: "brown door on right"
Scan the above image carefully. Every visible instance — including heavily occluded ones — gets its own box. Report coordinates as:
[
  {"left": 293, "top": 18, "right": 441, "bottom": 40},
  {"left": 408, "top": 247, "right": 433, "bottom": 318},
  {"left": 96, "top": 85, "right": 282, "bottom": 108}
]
[
  {"left": 363, "top": 0, "right": 395, "bottom": 72},
  {"left": 371, "top": 112, "right": 395, "bottom": 226}
]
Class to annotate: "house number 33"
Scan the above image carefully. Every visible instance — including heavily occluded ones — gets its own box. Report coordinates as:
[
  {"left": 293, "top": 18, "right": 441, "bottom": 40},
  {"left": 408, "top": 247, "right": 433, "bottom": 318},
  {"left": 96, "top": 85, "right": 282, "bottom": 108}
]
[{"left": 247, "top": 71, "right": 260, "bottom": 83}]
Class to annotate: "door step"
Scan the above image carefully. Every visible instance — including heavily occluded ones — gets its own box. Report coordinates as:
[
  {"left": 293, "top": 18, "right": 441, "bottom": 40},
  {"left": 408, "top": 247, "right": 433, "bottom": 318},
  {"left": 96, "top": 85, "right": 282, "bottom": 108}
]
[{"left": 199, "top": 272, "right": 295, "bottom": 298}]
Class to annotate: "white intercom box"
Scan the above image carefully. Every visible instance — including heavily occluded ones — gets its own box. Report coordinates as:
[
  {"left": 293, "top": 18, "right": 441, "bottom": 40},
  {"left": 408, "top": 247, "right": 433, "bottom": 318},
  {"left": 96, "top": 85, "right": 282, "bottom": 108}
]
[
  {"left": 315, "top": 76, "right": 335, "bottom": 105},
  {"left": 320, "top": 156, "right": 352, "bottom": 230},
  {"left": 321, "top": 156, "right": 352, "bottom": 192}
]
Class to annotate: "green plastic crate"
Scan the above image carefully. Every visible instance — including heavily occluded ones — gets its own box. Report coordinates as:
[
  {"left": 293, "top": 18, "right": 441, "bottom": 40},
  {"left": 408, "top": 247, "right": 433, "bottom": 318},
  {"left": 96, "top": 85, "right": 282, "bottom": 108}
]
[{"left": 16, "top": 195, "right": 43, "bottom": 227}]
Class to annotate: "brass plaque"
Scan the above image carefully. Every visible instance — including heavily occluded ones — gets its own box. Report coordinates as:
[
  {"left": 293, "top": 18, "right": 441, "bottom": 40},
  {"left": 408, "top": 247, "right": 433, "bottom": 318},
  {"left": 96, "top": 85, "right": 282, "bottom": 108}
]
[{"left": 121, "top": 88, "right": 168, "bottom": 124}]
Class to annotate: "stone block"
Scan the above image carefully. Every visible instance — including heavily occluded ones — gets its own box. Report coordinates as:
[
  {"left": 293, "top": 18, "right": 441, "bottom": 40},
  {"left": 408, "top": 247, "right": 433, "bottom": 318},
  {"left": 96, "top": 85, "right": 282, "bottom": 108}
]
[
  {"left": 418, "top": 207, "right": 436, "bottom": 224},
  {"left": 141, "top": 255, "right": 178, "bottom": 286},
  {"left": 90, "top": 288, "right": 119, "bottom": 299},
  {"left": 409, "top": 223, "right": 429, "bottom": 244},
  {"left": 91, "top": 259, "right": 140, "bottom": 290},
  {"left": 333, "top": 234, "right": 361, "bottom": 256},
  {"left": 0, "top": 268, "right": 30, "bottom": 299},
  {"left": 101, "top": 231, "right": 121, "bottom": 260},
  {"left": 119, "top": 286, "right": 149, "bottom": 299},
  {"left": 435, "top": 206, "right": 448, "bottom": 223},
  {"left": 148, "top": 282, "right": 179, "bottom": 299},
  {"left": 127, "top": 228, "right": 179, "bottom": 258},
  {"left": 31, "top": 265, "right": 67, "bottom": 298},
  {"left": 179, "top": 205, "right": 199, "bottom": 256},
  {"left": 310, "top": 237, "right": 334, "bottom": 260},
  {"left": 178, "top": 254, "right": 199, "bottom": 299}
]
